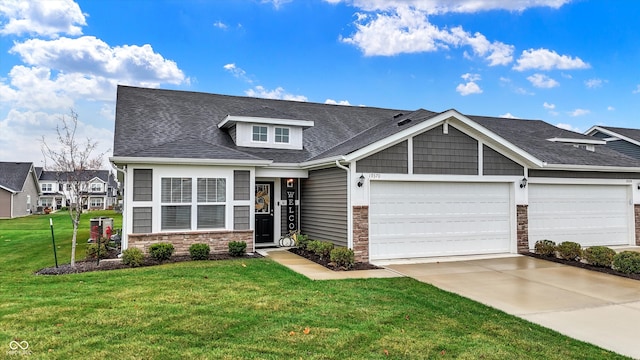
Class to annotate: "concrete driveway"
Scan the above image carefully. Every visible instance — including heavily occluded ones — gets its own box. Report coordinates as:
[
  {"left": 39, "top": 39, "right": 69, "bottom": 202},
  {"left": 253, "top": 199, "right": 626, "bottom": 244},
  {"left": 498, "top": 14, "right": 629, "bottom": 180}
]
[{"left": 383, "top": 255, "right": 640, "bottom": 359}]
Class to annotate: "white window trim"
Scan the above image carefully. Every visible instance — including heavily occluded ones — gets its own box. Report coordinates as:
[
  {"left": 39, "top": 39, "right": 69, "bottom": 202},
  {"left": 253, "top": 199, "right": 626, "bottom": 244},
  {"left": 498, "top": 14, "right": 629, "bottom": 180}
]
[
  {"left": 252, "top": 125, "right": 268, "bottom": 143},
  {"left": 275, "top": 127, "right": 290, "bottom": 144},
  {"left": 196, "top": 178, "right": 226, "bottom": 230}
]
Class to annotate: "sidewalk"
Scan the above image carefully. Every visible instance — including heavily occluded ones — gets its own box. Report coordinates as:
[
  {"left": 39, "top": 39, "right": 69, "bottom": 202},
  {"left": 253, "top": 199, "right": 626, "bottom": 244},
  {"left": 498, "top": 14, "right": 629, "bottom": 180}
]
[{"left": 259, "top": 248, "right": 402, "bottom": 280}]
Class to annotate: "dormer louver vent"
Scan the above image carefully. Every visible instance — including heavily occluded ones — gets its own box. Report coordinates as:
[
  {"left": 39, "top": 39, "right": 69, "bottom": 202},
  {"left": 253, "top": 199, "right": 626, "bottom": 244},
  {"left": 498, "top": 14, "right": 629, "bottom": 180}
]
[{"left": 393, "top": 113, "right": 404, "bottom": 119}]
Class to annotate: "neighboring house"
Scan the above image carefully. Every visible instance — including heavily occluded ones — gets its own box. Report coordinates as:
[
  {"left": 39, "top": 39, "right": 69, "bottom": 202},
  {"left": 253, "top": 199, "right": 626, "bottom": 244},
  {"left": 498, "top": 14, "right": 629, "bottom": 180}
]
[
  {"left": 111, "top": 85, "right": 640, "bottom": 262},
  {"left": 37, "top": 170, "right": 118, "bottom": 211},
  {"left": 585, "top": 126, "right": 640, "bottom": 160},
  {"left": 0, "top": 162, "right": 40, "bottom": 219}
]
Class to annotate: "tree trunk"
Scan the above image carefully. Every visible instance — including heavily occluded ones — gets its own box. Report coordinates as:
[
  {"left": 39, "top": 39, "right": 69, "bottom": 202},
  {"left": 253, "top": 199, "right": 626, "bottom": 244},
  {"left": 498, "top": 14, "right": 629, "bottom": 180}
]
[{"left": 70, "top": 216, "right": 80, "bottom": 268}]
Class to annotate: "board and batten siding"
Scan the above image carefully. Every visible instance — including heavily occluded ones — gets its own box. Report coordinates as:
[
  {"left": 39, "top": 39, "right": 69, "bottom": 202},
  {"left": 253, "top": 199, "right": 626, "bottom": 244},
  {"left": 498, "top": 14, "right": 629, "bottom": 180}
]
[
  {"left": 413, "top": 125, "right": 478, "bottom": 175},
  {"left": 356, "top": 141, "right": 408, "bottom": 174},
  {"left": 483, "top": 145, "right": 524, "bottom": 176},
  {"left": 301, "top": 167, "right": 348, "bottom": 247}
]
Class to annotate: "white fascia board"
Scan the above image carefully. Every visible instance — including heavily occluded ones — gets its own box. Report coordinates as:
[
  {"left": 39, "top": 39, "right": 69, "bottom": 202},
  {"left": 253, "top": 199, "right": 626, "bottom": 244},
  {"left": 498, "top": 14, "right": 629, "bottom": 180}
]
[
  {"left": 547, "top": 137, "right": 606, "bottom": 145},
  {"left": 0, "top": 184, "right": 17, "bottom": 194},
  {"left": 343, "top": 109, "right": 545, "bottom": 167},
  {"left": 542, "top": 163, "right": 640, "bottom": 172},
  {"left": 298, "top": 156, "right": 346, "bottom": 169},
  {"left": 218, "top": 115, "right": 314, "bottom": 129},
  {"left": 109, "top": 156, "right": 272, "bottom": 167}
]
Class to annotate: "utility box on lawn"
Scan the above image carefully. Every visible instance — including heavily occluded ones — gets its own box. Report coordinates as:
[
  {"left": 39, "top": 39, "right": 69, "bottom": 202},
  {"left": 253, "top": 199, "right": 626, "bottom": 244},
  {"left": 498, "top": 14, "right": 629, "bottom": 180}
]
[{"left": 90, "top": 217, "right": 114, "bottom": 241}]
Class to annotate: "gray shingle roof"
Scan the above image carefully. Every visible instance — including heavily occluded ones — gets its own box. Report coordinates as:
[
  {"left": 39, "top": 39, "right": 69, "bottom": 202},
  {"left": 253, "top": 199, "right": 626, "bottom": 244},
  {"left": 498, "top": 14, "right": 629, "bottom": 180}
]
[
  {"left": 0, "top": 162, "right": 33, "bottom": 192},
  {"left": 113, "top": 86, "right": 640, "bottom": 168},
  {"left": 40, "top": 170, "right": 116, "bottom": 185}
]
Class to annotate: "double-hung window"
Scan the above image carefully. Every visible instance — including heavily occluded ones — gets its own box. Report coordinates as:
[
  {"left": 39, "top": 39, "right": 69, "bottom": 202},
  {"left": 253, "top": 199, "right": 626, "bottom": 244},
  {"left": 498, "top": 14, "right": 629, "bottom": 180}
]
[
  {"left": 197, "top": 178, "right": 226, "bottom": 229},
  {"left": 90, "top": 183, "right": 102, "bottom": 192},
  {"left": 42, "top": 183, "right": 52, "bottom": 192},
  {"left": 161, "top": 178, "right": 192, "bottom": 230},
  {"left": 252, "top": 125, "right": 268, "bottom": 142},
  {"left": 275, "top": 127, "right": 289, "bottom": 143}
]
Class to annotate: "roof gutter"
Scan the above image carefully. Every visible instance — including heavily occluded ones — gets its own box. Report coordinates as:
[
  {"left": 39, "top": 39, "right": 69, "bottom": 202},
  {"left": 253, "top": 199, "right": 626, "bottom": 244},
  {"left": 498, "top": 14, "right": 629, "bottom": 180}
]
[
  {"left": 109, "top": 156, "right": 272, "bottom": 166},
  {"left": 541, "top": 163, "right": 640, "bottom": 172}
]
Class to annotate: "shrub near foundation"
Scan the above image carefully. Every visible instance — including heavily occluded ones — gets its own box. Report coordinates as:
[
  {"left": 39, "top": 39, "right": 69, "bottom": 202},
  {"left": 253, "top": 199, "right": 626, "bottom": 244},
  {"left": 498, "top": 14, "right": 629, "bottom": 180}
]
[
  {"left": 534, "top": 240, "right": 556, "bottom": 257},
  {"left": 612, "top": 251, "right": 640, "bottom": 274},
  {"left": 556, "top": 241, "right": 582, "bottom": 261},
  {"left": 122, "top": 248, "right": 144, "bottom": 267},
  {"left": 584, "top": 246, "right": 616, "bottom": 267},
  {"left": 149, "top": 243, "right": 175, "bottom": 261},
  {"left": 189, "top": 243, "right": 210, "bottom": 260},
  {"left": 228, "top": 241, "right": 247, "bottom": 257},
  {"left": 330, "top": 247, "right": 355, "bottom": 269}
]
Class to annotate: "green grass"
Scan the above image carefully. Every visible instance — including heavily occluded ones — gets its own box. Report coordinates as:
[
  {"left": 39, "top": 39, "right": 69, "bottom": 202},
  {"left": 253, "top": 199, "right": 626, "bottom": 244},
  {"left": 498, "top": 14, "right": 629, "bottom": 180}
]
[{"left": 0, "top": 213, "right": 628, "bottom": 359}]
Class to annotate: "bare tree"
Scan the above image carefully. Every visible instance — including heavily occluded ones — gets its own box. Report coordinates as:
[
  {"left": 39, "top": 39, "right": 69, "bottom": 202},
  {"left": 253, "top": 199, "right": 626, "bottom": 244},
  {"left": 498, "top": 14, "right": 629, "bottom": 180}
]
[{"left": 41, "top": 110, "right": 106, "bottom": 267}]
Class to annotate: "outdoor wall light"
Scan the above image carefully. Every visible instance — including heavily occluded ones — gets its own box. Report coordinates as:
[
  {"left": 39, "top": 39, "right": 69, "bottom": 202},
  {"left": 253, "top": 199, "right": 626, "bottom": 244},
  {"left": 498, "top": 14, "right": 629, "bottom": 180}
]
[
  {"left": 286, "top": 178, "right": 294, "bottom": 188},
  {"left": 357, "top": 174, "right": 365, "bottom": 187},
  {"left": 520, "top": 177, "right": 528, "bottom": 189}
]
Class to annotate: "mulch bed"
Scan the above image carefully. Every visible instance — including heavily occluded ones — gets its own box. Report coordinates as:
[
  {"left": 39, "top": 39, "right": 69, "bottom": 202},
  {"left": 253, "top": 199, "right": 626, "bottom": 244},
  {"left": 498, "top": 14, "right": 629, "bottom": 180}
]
[
  {"left": 524, "top": 252, "right": 640, "bottom": 281},
  {"left": 288, "top": 248, "right": 380, "bottom": 271},
  {"left": 35, "top": 253, "right": 263, "bottom": 276}
]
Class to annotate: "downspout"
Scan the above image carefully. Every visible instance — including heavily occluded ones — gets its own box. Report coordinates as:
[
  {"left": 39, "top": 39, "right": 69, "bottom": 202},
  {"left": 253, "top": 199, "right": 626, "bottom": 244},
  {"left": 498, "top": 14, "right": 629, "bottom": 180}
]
[
  {"left": 111, "top": 162, "right": 127, "bottom": 253},
  {"left": 335, "top": 159, "right": 353, "bottom": 249}
]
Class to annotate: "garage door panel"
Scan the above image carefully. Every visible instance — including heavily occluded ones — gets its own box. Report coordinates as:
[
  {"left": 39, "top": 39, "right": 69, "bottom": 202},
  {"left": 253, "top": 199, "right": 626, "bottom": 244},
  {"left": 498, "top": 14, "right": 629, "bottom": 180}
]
[
  {"left": 370, "top": 181, "right": 512, "bottom": 260},
  {"left": 528, "top": 184, "right": 631, "bottom": 248}
]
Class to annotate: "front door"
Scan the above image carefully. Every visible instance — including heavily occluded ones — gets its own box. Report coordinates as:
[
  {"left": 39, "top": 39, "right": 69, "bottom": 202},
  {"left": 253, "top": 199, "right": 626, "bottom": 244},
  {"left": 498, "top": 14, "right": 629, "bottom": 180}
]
[{"left": 255, "top": 182, "right": 274, "bottom": 243}]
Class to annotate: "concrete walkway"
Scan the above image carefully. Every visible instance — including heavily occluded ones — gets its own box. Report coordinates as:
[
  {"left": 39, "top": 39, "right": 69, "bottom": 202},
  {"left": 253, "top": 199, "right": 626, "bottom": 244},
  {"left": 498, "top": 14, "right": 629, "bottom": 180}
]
[
  {"left": 384, "top": 256, "right": 640, "bottom": 359},
  {"left": 260, "top": 248, "right": 401, "bottom": 280}
]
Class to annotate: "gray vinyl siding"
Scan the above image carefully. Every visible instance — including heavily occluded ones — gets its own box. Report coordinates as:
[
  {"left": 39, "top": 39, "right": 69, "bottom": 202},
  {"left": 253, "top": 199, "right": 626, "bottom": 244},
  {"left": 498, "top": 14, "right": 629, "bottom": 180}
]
[
  {"left": 0, "top": 189, "right": 10, "bottom": 218},
  {"left": 229, "top": 126, "right": 237, "bottom": 144},
  {"left": 413, "top": 125, "right": 478, "bottom": 175},
  {"left": 132, "top": 207, "right": 152, "bottom": 233},
  {"left": 483, "top": 145, "right": 524, "bottom": 176},
  {"left": 529, "top": 170, "right": 640, "bottom": 179},
  {"left": 234, "top": 205, "right": 250, "bottom": 230},
  {"left": 133, "top": 169, "right": 152, "bottom": 201},
  {"left": 301, "top": 167, "right": 348, "bottom": 247},
  {"left": 605, "top": 141, "right": 640, "bottom": 160},
  {"left": 356, "top": 141, "right": 408, "bottom": 174},
  {"left": 13, "top": 172, "right": 39, "bottom": 217},
  {"left": 233, "top": 170, "right": 250, "bottom": 200}
]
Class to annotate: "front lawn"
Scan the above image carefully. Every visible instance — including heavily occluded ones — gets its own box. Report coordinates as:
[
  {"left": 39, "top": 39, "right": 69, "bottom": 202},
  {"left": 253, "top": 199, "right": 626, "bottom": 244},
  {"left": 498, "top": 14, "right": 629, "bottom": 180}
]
[{"left": 0, "top": 212, "right": 627, "bottom": 359}]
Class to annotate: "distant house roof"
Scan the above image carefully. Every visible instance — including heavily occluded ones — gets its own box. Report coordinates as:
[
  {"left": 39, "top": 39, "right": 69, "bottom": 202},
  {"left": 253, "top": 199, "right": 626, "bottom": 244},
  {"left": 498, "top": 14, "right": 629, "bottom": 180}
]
[
  {"left": 0, "top": 162, "right": 35, "bottom": 193},
  {"left": 40, "top": 170, "right": 117, "bottom": 187},
  {"left": 112, "top": 86, "right": 640, "bottom": 169}
]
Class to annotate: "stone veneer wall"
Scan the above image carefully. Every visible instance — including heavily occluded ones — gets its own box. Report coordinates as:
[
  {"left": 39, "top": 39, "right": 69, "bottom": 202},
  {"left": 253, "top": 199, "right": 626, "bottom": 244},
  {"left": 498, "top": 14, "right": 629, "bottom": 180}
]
[
  {"left": 128, "top": 230, "right": 254, "bottom": 255},
  {"left": 516, "top": 205, "right": 529, "bottom": 253},
  {"left": 352, "top": 206, "right": 369, "bottom": 263},
  {"left": 635, "top": 205, "right": 640, "bottom": 246}
]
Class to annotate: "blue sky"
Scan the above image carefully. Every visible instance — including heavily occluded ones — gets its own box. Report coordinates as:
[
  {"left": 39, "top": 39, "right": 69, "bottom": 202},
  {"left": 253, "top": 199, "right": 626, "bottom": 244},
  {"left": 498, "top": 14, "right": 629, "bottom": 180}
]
[{"left": 1, "top": 0, "right": 640, "bottom": 167}]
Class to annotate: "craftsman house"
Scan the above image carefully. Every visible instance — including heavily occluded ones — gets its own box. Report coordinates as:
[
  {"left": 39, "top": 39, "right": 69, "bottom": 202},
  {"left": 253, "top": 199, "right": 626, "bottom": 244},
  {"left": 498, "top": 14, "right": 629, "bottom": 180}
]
[{"left": 111, "top": 86, "right": 640, "bottom": 262}]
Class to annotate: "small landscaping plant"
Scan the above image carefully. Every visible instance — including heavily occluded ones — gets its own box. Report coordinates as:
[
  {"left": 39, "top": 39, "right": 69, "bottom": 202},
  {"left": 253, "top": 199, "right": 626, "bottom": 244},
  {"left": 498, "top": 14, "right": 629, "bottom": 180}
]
[
  {"left": 312, "top": 241, "right": 334, "bottom": 259},
  {"left": 534, "top": 240, "right": 556, "bottom": 257},
  {"left": 330, "top": 247, "right": 355, "bottom": 269},
  {"left": 584, "top": 246, "right": 616, "bottom": 267},
  {"left": 295, "top": 233, "right": 310, "bottom": 250},
  {"left": 556, "top": 241, "right": 582, "bottom": 261},
  {"left": 228, "top": 241, "right": 247, "bottom": 257},
  {"left": 149, "top": 242, "right": 175, "bottom": 262},
  {"left": 85, "top": 243, "right": 109, "bottom": 260},
  {"left": 612, "top": 251, "right": 640, "bottom": 274},
  {"left": 189, "top": 243, "right": 210, "bottom": 260},
  {"left": 122, "top": 248, "right": 144, "bottom": 267}
]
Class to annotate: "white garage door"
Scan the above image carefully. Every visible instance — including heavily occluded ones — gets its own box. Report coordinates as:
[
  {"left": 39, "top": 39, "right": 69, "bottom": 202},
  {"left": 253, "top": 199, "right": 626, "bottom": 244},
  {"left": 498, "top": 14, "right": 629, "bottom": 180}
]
[
  {"left": 369, "top": 181, "right": 512, "bottom": 260},
  {"left": 528, "top": 184, "right": 632, "bottom": 248}
]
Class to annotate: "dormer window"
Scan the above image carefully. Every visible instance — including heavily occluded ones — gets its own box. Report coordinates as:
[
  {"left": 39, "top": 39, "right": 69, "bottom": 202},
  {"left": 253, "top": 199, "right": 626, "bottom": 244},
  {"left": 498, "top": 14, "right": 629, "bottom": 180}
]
[
  {"left": 275, "top": 127, "right": 289, "bottom": 143},
  {"left": 252, "top": 126, "right": 268, "bottom": 142}
]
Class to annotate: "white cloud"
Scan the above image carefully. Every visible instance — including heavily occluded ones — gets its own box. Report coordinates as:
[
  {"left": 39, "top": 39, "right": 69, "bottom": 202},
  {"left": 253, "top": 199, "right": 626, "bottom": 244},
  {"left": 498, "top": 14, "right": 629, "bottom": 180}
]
[
  {"left": 213, "top": 21, "right": 228, "bottom": 30},
  {"left": 461, "top": 73, "right": 481, "bottom": 82},
  {"left": 499, "top": 112, "right": 518, "bottom": 119},
  {"left": 10, "top": 37, "right": 186, "bottom": 86},
  {"left": 556, "top": 123, "right": 581, "bottom": 132},
  {"left": 325, "top": 99, "right": 352, "bottom": 105},
  {"left": 584, "top": 78, "right": 606, "bottom": 89},
  {"left": 568, "top": 108, "right": 590, "bottom": 117},
  {"left": 543, "top": 102, "right": 555, "bottom": 110},
  {"left": 325, "top": 0, "right": 570, "bottom": 14},
  {"left": 245, "top": 86, "right": 308, "bottom": 102},
  {"left": 456, "top": 81, "right": 482, "bottom": 96},
  {"left": 633, "top": 85, "right": 640, "bottom": 94},
  {"left": 514, "top": 87, "right": 534, "bottom": 95},
  {"left": 527, "top": 73, "right": 559, "bottom": 88},
  {"left": 261, "top": 0, "right": 293, "bottom": 9},
  {"left": 513, "top": 48, "right": 589, "bottom": 71},
  {"left": 0, "top": 0, "right": 86, "bottom": 38},
  {"left": 223, "top": 63, "right": 252, "bottom": 83},
  {"left": 607, "top": 106, "right": 615, "bottom": 111},
  {"left": 340, "top": 6, "right": 513, "bottom": 65}
]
